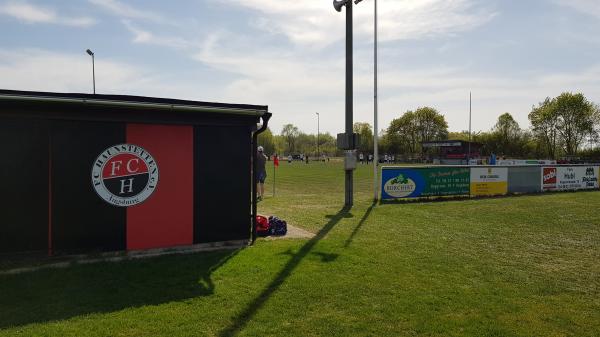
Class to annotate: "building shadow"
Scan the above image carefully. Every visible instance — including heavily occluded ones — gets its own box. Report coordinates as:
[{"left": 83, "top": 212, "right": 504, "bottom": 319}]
[
  {"left": 0, "top": 248, "right": 240, "bottom": 329},
  {"left": 217, "top": 205, "right": 352, "bottom": 337}
]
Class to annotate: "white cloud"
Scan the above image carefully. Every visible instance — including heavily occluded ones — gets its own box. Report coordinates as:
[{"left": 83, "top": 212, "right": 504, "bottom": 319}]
[
  {"left": 553, "top": 0, "right": 600, "bottom": 18},
  {"left": 0, "top": 2, "right": 95, "bottom": 27},
  {"left": 193, "top": 30, "right": 600, "bottom": 134},
  {"left": 122, "top": 20, "right": 191, "bottom": 49},
  {"left": 88, "top": 0, "right": 166, "bottom": 24},
  {"left": 216, "top": 0, "right": 496, "bottom": 47},
  {"left": 0, "top": 49, "right": 141, "bottom": 93}
]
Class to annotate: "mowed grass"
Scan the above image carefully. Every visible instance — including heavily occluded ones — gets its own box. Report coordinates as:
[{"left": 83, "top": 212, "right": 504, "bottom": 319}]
[{"left": 1, "top": 161, "right": 599, "bottom": 336}]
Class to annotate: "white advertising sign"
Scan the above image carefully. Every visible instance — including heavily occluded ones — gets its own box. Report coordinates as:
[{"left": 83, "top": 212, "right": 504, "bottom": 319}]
[{"left": 542, "top": 166, "right": 599, "bottom": 191}]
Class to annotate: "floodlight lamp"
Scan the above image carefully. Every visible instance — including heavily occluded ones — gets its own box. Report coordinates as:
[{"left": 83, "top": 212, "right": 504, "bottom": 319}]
[
  {"left": 333, "top": 0, "right": 348, "bottom": 12},
  {"left": 86, "top": 49, "right": 94, "bottom": 56}
]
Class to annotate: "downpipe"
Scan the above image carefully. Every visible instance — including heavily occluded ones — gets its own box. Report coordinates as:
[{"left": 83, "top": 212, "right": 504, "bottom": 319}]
[{"left": 251, "top": 112, "right": 272, "bottom": 244}]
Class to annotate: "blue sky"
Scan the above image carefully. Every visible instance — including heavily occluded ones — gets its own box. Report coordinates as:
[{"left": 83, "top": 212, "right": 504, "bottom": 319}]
[{"left": 0, "top": 0, "right": 599, "bottom": 135}]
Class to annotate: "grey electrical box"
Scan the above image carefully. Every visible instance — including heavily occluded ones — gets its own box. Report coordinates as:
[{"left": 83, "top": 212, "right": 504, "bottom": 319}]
[
  {"left": 344, "top": 150, "right": 357, "bottom": 170},
  {"left": 337, "top": 133, "right": 360, "bottom": 150}
]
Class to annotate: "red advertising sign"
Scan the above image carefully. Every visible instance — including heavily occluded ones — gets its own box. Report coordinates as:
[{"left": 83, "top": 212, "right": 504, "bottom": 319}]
[{"left": 542, "top": 167, "right": 557, "bottom": 190}]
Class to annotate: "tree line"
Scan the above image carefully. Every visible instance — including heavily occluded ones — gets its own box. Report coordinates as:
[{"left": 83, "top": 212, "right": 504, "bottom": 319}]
[{"left": 258, "top": 92, "right": 600, "bottom": 160}]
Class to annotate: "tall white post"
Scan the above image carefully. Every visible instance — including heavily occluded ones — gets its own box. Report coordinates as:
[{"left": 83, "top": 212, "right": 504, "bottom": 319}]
[{"left": 373, "top": 0, "right": 379, "bottom": 201}]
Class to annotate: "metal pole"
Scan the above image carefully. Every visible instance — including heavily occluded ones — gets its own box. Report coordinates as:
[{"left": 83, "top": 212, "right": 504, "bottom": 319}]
[
  {"left": 92, "top": 54, "right": 96, "bottom": 95},
  {"left": 373, "top": 0, "right": 379, "bottom": 201},
  {"left": 468, "top": 91, "right": 471, "bottom": 164},
  {"left": 316, "top": 112, "right": 320, "bottom": 160},
  {"left": 344, "top": 0, "right": 354, "bottom": 206},
  {"left": 273, "top": 156, "right": 276, "bottom": 197}
]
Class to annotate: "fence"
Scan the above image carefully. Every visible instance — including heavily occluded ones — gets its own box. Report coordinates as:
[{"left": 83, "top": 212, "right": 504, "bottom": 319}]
[{"left": 381, "top": 165, "right": 600, "bottom": 200}]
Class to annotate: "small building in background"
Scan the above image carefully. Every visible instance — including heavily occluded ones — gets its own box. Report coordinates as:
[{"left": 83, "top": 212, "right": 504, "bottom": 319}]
[{"left": 421, "top": 140, "right": 483, "bottom": 165}]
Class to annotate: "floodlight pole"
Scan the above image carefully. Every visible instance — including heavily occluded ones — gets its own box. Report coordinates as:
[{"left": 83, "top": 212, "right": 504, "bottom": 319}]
[
  {"left": 345, "top": 0, "right": 354, "bottom": 207},
  {"left": 86, "top": 49, "right": 95, "bottom": 94},
  {"left": 373, "top": 0, "right": 379, "bottom": 201},
  {"left": 316, "top": 112, "right": 320, "bottom": 159},
  {"left": 468, "top": 91, "right": 472, "bottom": 164}
]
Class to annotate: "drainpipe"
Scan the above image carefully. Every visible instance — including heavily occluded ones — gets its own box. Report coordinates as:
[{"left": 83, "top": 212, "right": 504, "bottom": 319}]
[{"left": 251, "top": 112, "right": 272, "bottom": 244}]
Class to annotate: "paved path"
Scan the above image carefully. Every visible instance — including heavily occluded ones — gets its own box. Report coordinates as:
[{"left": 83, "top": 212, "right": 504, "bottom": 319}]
[{"left": 265, "top": 224, "right": 314, "bottom": 240}]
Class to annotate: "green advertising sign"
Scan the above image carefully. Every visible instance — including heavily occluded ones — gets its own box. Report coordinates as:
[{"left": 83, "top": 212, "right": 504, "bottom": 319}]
[
  {"left": 381, "top": 167, "right": 470, "bottom": 199},
  {"left": 420, "top": 167, "right": 470, "bottom": 196}
]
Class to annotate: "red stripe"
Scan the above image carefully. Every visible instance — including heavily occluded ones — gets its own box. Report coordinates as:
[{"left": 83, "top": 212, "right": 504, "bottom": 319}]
[{"left": 126, "top": 124, "right": 194, "bottom": 250}]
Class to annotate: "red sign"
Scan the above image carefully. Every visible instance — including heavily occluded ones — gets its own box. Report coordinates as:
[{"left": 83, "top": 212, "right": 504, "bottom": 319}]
[{"left": 543, "top": 167, "right": 557, "bottom": 189}]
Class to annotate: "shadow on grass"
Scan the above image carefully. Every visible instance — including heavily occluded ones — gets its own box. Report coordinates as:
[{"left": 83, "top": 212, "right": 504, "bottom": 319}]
[
  {"left": 0, "top": 249, "right": 240, "bottom": 329},
  {"left": 218, "top": 205, "right": 352, "bottom": 337},
  {"left": 343, "top": 201, "right": 376, "bottom": 248},
  {"left": 378, "top": 189, "right": 595, "bottom": 205}
]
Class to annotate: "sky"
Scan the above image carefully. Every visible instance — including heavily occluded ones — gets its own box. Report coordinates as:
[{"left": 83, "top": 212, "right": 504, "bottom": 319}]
[{"left": 0, "top": 0, "right": 599, "bottom": 136}]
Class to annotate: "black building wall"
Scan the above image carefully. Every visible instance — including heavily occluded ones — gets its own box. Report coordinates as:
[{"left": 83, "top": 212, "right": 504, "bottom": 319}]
[
  {"left": 0, "top": 117, "right": 49, "bottom": 254},
  {"left": 50, "top": 120, "right": 127, "bottom": 253},
  {"left": 194, "top": 125, "right": 252, "bottom": 243}
]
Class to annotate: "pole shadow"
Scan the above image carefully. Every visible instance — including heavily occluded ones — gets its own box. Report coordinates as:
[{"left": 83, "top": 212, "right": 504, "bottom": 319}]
[
  {"left": 0, "top": 248, "right": 240, "bottom": 329},
  {"left": 218, "top": 205, "right": 352, "bottom": 337},
  {"left": 343, "top": 201, "right": 376, "bottom": 248}
]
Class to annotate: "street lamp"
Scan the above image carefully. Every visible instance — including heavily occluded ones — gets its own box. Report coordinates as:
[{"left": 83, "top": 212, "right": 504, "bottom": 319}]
[
  {"left": 316, "top": 112, "right": 320, "bottom": 160},
  {"left": 86, "top": 49, "right": 95, "bottom": 94},
  {"left": 334, "top": 0, "right": 364, "bottom": 206}
]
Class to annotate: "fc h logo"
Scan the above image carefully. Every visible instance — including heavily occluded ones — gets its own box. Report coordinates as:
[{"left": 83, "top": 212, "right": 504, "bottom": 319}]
[{"left": 91, "top": 144, "right": 159, "bottom": 207}]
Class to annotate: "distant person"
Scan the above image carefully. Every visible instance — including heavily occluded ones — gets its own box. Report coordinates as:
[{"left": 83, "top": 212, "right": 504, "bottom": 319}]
[
  {"left": 305, "top": 154, "right": 309, "bottom": 164},
  {"left": 288, "top": 154, "right": 292, "bottom": 164},
  {"left": 256, "top": 146, "right": 267, "bottom": 201},
  {"left": 490, "top": 153, "right": 497, "bottom": 165},
  {"left": 359, "top": 153, "right": 364, "bottom": 164}
]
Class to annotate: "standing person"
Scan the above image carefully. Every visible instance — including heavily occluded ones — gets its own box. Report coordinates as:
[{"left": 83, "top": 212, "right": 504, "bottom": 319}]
[
  {"left": 288, "top": 154, "right": 292, "bottom": 164},
  {"left": 359, "top": 153, "right": 364, "bottom": 164},
  {"left": 256, "top": 146, "right": 267, "bottom": 201}
]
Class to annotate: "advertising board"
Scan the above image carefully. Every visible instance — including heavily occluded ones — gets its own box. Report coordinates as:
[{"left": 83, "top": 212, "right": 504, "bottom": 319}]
[
  {"left": 542, "top": 166, "right": 599, "bottom": 191},
  {"left": 381, "top": 167, "right": 470, "bottom": 199},
  {"left": 470, "top": 167, "right": 508, "bottom": 196}
]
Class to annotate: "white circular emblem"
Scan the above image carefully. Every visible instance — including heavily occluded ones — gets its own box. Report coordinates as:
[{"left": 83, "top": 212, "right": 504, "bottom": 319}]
[
  {"left": 91, "top": 144, "right": 159, "bottom": 207},
  {"left": 384, "top": 175, "right": 416, "bottom": 198}
]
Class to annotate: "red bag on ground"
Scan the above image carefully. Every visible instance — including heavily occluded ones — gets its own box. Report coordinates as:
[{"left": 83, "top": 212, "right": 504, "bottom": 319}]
[{"left": 256, "top": 214, "right": 270, "bottom": 236}]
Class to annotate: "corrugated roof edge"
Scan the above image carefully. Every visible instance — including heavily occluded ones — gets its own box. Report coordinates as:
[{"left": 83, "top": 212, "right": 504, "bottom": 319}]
[{"left": 0, "top": 89, "right": 269, "bottom": 116}]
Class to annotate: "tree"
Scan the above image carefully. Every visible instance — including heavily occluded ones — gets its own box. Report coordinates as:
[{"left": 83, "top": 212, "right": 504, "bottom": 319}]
[
  {"left": 492, "top": 113, "right": 524, "bottom": 156},
  {"left": 529, "top": 93, "right": 598, "bottom": 158},
  {"left": 386, "top": 107, "right": 448, "bottom": 156},
  {"left": 353, "top": 122, "right": 374, "bottom": 154},
  {"left": 257, "top": 127, "right": 276, "bottom": 156},
  {"left": 554, "top": 93, "right": 596, "bottom": 155},
  {"left": 447, "top": 131, "right": 471, "bottom": 142},
  {"left": 529, "top": 97, "right": 559, "bottom": 159},
  {"left": 280, "top": 124, "right": 299, "bottom": 154}
]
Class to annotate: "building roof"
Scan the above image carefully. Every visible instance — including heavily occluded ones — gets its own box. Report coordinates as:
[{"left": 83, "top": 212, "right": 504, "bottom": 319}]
[
  {"left": 0, "top": 89, "right": 269, "bottom": 117},
  {"left": 421, "top": 140, "right": 483, "bottom": 148}
]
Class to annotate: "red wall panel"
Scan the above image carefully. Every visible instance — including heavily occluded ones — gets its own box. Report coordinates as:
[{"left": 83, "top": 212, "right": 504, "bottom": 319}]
[{"left": 126, "top": 124, "right": 194, "bottom": 250}]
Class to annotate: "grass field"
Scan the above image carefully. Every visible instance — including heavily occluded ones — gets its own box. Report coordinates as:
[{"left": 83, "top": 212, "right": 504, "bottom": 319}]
[{"left": 1, "top": 161, "right": 599, "bottom": 336}]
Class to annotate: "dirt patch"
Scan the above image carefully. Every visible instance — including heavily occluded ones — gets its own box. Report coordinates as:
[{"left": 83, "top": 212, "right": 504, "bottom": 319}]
[{"left": 265, "top": 224, "right": 314, "bottom": 240}]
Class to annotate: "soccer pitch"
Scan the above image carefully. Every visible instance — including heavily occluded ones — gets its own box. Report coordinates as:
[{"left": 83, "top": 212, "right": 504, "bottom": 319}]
[{"left": 1, "top": 161, "right": 599, "bottom": 336}]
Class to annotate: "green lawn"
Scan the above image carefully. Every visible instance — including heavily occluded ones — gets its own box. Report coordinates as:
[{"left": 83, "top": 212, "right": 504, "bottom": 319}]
[{"left": 1, "top": 161, "right": 599, "bottom": 336}]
